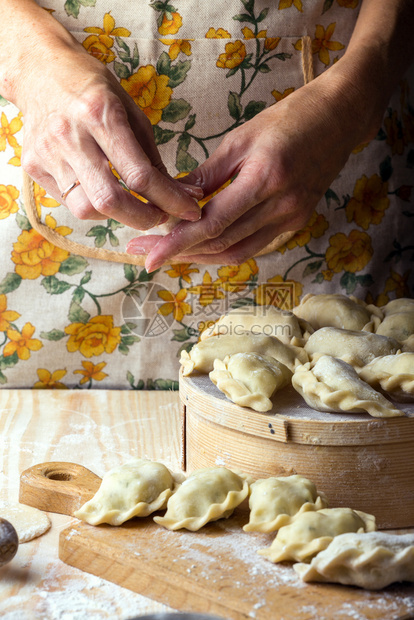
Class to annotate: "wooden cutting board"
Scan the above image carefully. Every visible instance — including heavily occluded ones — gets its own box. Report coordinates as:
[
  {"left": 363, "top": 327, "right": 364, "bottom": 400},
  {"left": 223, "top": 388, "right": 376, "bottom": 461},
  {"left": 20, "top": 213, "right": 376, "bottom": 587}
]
[{"left": 19, "top": 462, "right": 414, "bottom": 620}]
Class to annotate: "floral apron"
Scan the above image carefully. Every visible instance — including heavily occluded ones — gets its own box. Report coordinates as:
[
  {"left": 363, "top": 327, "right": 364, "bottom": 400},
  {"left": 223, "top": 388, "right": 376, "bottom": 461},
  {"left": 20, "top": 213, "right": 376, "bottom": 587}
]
[{"left": 0, "top": 0, "right": 413, "bottom": 389}]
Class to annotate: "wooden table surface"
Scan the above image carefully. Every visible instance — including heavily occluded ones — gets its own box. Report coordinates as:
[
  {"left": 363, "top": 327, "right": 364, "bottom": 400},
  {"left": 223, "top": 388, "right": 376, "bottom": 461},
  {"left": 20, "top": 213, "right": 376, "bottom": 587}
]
[
  {"left": 0, "top": 389, "right": 180, "bottom": 619},
  {"left": 1, "top": 389, "right": 413, "bottom": 620}
]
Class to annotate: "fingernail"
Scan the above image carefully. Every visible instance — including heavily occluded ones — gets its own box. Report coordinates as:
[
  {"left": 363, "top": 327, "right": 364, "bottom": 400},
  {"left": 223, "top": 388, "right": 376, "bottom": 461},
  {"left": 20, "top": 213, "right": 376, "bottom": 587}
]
[
  {"left": 145, "top": 259, "right": 159, "bottom": 273},
  {"left": 183, "top": 209, "right": 202, "bottom": 222},
  {"left": 157, "top": 213, "right": 170, "bottom": 225},
  {"left": 182, "top": 185, "right": 204, "bottom": 199},
  {"left": 126, "top": 241, "right": 146, "bottom": 255}
]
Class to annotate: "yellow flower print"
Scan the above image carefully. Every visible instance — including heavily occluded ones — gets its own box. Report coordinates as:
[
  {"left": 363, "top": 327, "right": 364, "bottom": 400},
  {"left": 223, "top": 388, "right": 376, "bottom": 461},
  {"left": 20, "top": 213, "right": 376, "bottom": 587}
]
[
  {"left": 165, "top": 263, "right": 200, "bottom": 284},
  {"left": 158, "top": 288, "right": 192, "bottom": 322},
  {"left": 278, "top": 211, "right": 328, "bottom": 254},
  {"left": 121, "top": 65, "right": 172, "bottom": 125},
  {"left": 278, "top": 0, "right": 303, "bottom": 11},
  {"left": 346, "top": 174, "right": 390, "bottom": 230},
  {"left": 12, "top": 215, "right": 72, "bottom": 280},
  {"left": 74, "top": 361, "right": 108, "bottom": 385},
  {"left": 325, "top": 230, "right": 373, "bottom": 273},
  {"left": 0, "top": 184, "right": 19, "bottom": 220},
  {"left": 272, "top": 88, "right": 295, "bottom": 102},
  {"left": 255, "top": 275, "right": 302, "bottom": 308},
  {"left": 8, "top": 144, "right": 22, "bottom": 167},
  {"left": 34, "top": 183, "right": 60, "bottom": 216},
  {"left": 383, "top": 270, "right": 410, "bottom": 299},
  {"left": 65, "top": 316, "right": 122, "bottom": 358},
  {"left": 241, "top": 27, "right": 280, "bottom": 52},
  {"left": 160, "top": 39, "right": 192, "bottom": 60},
  {"left": 187, "top": 271, "right": 225, "bottom": 307},
  {"left": 0, "top": 295, "right": 20, "bottom": 332},
  {"left": 217, "top": 41, "right": 246, "bottom": 70},
  {"left": 158, "top": 11, "right": 182, "bottom": 36},
  {"left": 205, "top": 27, "right": 231, "bottom": 39},
  {"left": 4, "top": 322, "right": 43, "bottom": 360},
  {"left": 83, "top": 12, "right": 131, "bottom": 64},
  {"left": 216, "top": 259, "right": 258, "bottom": 293},
  {"left": 384, "top": 111, "right": 406, "bottom": 156},
  {"left": 352, "top": 141, "right": 370, "bottom": 155},
  {"left": 0, "top": 112, "right": 23, "bottom": 152},
  {"left": 34, "top": 368, "right": 68, "bottom": 389},
  {"left": 295, "top": 23, "right": 344, "bottom": 66}
]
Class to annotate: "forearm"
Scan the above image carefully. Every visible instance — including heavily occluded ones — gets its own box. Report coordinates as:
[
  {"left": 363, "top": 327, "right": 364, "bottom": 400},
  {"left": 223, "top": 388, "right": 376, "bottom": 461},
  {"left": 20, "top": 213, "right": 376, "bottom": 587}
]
[
  {"left": 328, "top": 0, "right": 414, "bottom": 140},
  {"left": 0, "top": 0, "right": 92, "bottom": 107}
]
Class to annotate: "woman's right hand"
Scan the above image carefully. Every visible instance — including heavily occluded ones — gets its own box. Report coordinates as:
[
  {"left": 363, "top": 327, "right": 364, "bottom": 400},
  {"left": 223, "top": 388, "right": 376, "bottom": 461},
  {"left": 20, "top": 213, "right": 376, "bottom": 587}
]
[{"left": 4, "top": 3, "right": 201, "bottom": 230}]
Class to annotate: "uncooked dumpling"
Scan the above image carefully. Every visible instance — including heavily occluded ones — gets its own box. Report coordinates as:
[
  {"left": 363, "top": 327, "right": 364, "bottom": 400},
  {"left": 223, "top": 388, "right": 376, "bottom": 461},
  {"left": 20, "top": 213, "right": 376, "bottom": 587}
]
[
  {"left": 243, "top": 475, "right": 328, "bottom": 533},
  {"left": 0, "top": 502, "right": 51, "bottom": 542},
  {"left": 381, "top": 298, "right": 414, "bottom": 316},
  {"left": 292, "top": 355, "right": 403, "bottom": 417},
  {"left": 154, "top": 467, "right": 249, "bottom": 531},
  {"left": 304, "top": 327, "right": 400, "bottom": 367},
  {"left": 375, "top": 312, "right": 414, "bottom": 349},
  {"left": 209, "top": 353, "right": 292, "bottom": 412},
  {"left": 292, "top": 293, "right": 382, "bottom": 331},
  {"left": 180, "top": 333, "right": 308, "bottom": 375},
  {"left": 200, "top": 305, "right": 313, "bottom": 345},
  {"left": 294, "top": 532, "right": 414, "bottom": 589},
  {"left": 358, "top": 352, "right": 414, "bottom": 402},
  {"left": 74, "top": 459, "right": 181, "bottom": 525},
  {"left": 258, "top": 507, "right": 376, "bottom": 563}
]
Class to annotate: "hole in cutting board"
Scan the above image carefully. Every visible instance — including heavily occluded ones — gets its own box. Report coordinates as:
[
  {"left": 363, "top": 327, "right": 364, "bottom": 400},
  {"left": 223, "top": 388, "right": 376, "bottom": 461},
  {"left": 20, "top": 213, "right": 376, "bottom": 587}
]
[{"left": 44, "top": 470, "right": 72, "bottom": 482}]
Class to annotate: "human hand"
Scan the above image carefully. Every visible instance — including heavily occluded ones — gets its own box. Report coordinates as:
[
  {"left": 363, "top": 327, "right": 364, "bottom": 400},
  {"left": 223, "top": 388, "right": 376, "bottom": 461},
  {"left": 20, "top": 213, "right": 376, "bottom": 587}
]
[
  {"left": 16, "top": 37, "right": 202, "bottom": 230},
  {"left": 127, "top": 62, "right": 375, "bottom": 269}
]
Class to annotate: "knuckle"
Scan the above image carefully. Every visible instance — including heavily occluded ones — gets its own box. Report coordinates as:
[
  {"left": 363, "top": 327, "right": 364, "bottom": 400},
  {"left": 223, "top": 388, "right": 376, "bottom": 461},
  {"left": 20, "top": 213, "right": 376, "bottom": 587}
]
[
  {"left": 69, "top": 202, "right": 96, "bottom": 220},
  {"left": 204, "top": 236, "right": 230, "bottom": 254},
  {"left": 47, "top": 114, "right": 72, "bottom": 143},
  {"left": 123, "top": 164, "right": 153, "bottom": 193},
  {"left": 204, "top": 217, "right": 226, "bottom": 239},
  {"left": 92, "top": 187, "right": 117, "bottom": 217}
]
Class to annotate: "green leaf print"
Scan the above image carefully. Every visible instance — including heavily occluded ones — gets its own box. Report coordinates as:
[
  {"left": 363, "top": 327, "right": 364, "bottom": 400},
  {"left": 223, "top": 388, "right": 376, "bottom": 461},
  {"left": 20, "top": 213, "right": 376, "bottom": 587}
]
[
  {"left": 64, "top": 0, "right": 96, "bottom": 19},
  {"left": 185, "top": 115, "right": 196, "bottom": 131},
  {"left": 340, "top": 272, "right": 357, "bottom": 295},
  {"left": 162, "top": 99, "right": 192, "bottom": 123},
  {"left": 124, "top": 264, "right": 138, "bottom": 283},
  {"left": 114, "top": 61, "right": 132, "bottom": 80},
  {"left": 0, "top": 273, "right": 22, "bottom": 295},
  {"left": 15, "top": 212, "right": 31, "bottom": 231},
  {"left": 167, "top": 61, "right": 192, "bottom": 89},
  {"left": 59, "top": 256, "right": 88, "bottom": 276},
  {"left": 0, "top": 95, "right": 9, "bottom": 107},
  {"left": 241, "top": 0, "right": 254, "bottom": 12},
  {"left": 41, "top": 276, "right": 72, "bottom": 295},
  {"left": 322, "top": 0, "right": 335, "bottom": 14},
  {"left": 233, "top": 13, "right": 256, "bottom": 24},
  {"left": 40, "top": 329, "right": 66, "bottom": 341},
  {"left": 244, "top": 100, "right": 266, "bottom": 120},
  {"left": 380, "top": 156, "right": 393, "bottom": 183},
  {"left": 0, "top": 352, "right": 18, "bottom": 370},
  {"left": 303, "top": 260, "right": 323, "bottom": 277},
  {"left": 172, "top": 326, "right": 193, "bottom": 342},
  {"left": 153, "top": 125, "right": 176, "bottom": 145},
  {"left": 176, "top": 133, "right": 198, "bottom": 172},
  {"left": 68, "top": 300, "right": 90, "bottom": 324},
  {"left": 257, "top": 8, "right": 269, "bottom": 22},
  {"left": 228, "top": 92, "right": 243, "bottom": 121}
]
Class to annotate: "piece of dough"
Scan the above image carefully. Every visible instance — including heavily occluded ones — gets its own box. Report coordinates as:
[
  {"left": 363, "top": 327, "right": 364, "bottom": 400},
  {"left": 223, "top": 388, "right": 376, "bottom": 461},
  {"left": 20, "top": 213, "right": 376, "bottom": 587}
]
[
  {"left": 200, "top": 305, "right": 313, "bottom": 345},
  {"left": 358, "top": 352, "right": 414, "bottom": 402},
  {"left": 74, "top": 459, "right": 182, "bottom": 526},
  {"left": 180, "top": 333, "right": 308, "bottom": 376},
  {"left": 381, "top": 297, "right": 414, "bottom": 316},
  {"left": 292, "top": 293, "right": 382, "bottom": 332},
  {"left": 292, "top": 355, "right": 403, "bottom": 418},
  {"left": 154, "top": 467, "right": 249, "bottom": 531},
  {"left": 0, "top": 502, "right": 51, "bottom": 543},
  {"left": 375, "top": 311, "right": 414, "bottom": 349},
  {"left": 209, "top": 353, "right": 292, "bottom": 412},
  {"left": 294, "top": 532, "right": 414, "bottom": 589},
  {"left": 258, "top": 507, "right": 376, "bottom": 563},
  {"left": 304, "top": 327, "right": 400, "bottom": 368},
  {"left": 243, "top": 475, "right": 328, "bottom": 533}
]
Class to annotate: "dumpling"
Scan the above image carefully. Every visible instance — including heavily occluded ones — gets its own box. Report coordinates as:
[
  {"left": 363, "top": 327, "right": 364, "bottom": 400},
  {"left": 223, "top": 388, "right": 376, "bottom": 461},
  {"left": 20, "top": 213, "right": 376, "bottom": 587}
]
[
  {"left": 258, "top": 507, "right": 376, "bottom": 563},
  {"left": 74, "top": 459, "right": 181, "bottom": 525},
  {"left": 153, "top": 467, "right": 249, "bottom": 531},
  {"left": 243, "top": 475, "right": 328, "bottom": 533},
  {"left": 294, "top": 532, "right": 414, "bottom": 590},
  {"left": 292, "top": 293, "right": 382, "bottom": 332},
  {"left": 358, "top": 352, "right": 414, "bottom": 402},
  {"left": 209, "top": 353, "right": 292, "bottom": 412},
  {"left": 375, "top": 311, "right": 414, "bottom": 350},
  {"left": 381, "top": 297, "right": 414, "bottom": 316},
  {"left": 304, "top": 327, "right": 400, "bottom": 367},
  {"left": 292, "top": 355, "right": 403, "bottom": 418},
  {"left": 180, "top": 333, "right": 308, "bottom": 376},
  {"left": 200, "top": 305, "right": 313, "bottom": 345}
]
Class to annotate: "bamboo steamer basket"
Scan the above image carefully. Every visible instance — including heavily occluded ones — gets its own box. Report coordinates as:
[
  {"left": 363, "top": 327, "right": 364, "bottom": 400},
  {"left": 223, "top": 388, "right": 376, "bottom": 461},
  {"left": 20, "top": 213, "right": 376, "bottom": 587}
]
[{"left": 179, "top": 371, "right": 414, "bottom": 529}]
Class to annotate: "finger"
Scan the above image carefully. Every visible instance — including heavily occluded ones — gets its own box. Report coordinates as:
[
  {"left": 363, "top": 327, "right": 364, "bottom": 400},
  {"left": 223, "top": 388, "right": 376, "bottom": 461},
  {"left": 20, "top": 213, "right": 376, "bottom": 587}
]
[
  {"left": 144, "top": 169, "right": 267, "bottom": 272},
  {"left": 169, "top": 223, "right": 284, "bottom": 265},
  {"left": 88, "top": 92, "right": 201, "bottom": 221},
  {"left": 63, "top": 138, "right": 170, "bottom": 229}
]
